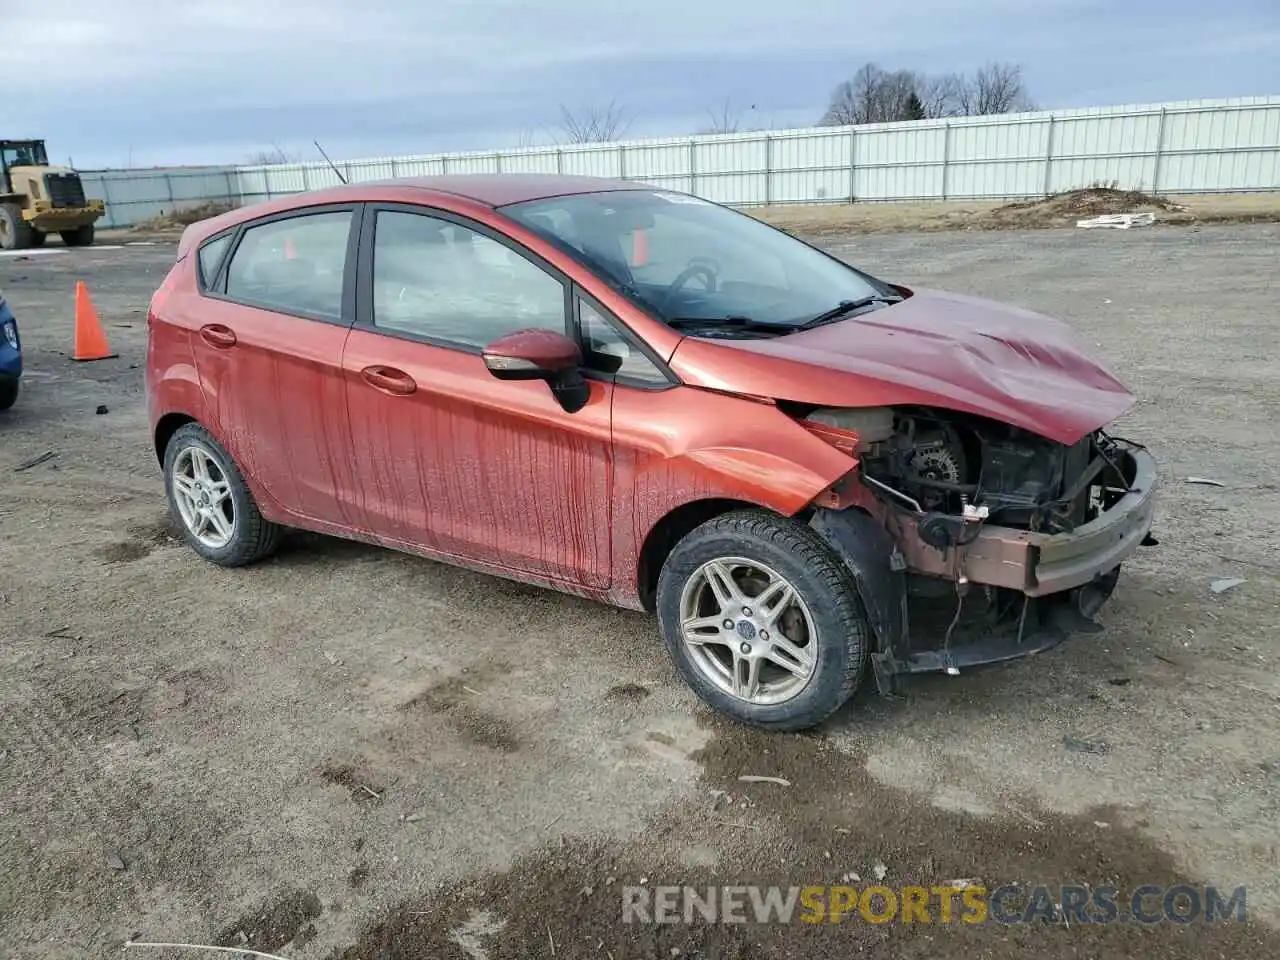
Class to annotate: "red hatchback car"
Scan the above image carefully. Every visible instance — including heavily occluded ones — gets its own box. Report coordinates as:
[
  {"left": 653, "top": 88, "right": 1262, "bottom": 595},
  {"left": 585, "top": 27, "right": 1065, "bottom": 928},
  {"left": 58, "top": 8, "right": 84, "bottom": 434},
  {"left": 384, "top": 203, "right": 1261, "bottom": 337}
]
[{"left": 146, "top": 174, "right": 1158, "bottom": 730}]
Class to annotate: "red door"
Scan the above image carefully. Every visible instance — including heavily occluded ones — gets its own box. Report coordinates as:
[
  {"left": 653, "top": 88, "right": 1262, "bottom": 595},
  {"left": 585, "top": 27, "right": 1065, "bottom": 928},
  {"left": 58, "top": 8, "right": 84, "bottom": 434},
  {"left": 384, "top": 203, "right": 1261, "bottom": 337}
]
[
  {"left": 341, "top": 206, "right": 613, "bottom": 588},
  {"left": 190, "top": 205, "right": 364, "bottom": 531}
]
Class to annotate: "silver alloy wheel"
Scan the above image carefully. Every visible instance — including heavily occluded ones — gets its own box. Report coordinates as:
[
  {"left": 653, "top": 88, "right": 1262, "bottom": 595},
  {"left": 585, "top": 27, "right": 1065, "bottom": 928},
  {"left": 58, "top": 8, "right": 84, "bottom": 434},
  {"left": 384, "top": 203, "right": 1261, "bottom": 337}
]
[
  {"left": 678, "top": 556, "right": 818, "bottom": 705},
  {"left": 170, "top": 446, "right": 235, "bottom": 549}
]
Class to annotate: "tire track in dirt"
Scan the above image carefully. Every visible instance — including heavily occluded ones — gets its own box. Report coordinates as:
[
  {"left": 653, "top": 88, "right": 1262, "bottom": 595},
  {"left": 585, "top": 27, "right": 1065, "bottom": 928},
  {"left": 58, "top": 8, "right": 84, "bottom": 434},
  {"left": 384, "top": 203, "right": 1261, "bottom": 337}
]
[
  {"left": 328, "top": 713, "right": 1280, "bottom": 960},
  {"left": 0, "top": 673, "right": 232, "bottom": 955}
]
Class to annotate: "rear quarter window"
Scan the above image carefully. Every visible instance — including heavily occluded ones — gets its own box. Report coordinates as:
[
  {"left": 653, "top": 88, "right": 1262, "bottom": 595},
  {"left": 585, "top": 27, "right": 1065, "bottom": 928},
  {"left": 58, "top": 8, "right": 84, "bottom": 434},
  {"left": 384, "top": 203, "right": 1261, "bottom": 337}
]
[{"left": 197, "top": 233, "right": 234, "bottom": 289}]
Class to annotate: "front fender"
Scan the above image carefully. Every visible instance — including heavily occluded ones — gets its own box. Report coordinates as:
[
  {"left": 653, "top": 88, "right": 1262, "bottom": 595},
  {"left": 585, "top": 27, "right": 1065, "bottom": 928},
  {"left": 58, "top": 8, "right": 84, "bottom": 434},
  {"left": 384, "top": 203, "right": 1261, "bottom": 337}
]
[{"left": 608, "top": 384, "right": 858, "bottom": 608}]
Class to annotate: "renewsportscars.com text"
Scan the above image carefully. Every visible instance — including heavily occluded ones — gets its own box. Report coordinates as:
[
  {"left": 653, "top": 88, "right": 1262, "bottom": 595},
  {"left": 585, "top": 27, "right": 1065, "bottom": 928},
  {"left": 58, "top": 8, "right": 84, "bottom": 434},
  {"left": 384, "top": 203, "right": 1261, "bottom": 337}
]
[{"left": 622, "top": 883, "right": 1247, "bottom": 925}]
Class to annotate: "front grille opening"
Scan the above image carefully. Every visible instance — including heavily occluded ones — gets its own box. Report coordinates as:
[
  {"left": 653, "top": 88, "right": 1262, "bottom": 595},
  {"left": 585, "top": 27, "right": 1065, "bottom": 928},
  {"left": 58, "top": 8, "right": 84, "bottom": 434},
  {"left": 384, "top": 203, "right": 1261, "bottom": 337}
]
[{"left": 44, "top": 173, "right": 87, "bottom": 209}]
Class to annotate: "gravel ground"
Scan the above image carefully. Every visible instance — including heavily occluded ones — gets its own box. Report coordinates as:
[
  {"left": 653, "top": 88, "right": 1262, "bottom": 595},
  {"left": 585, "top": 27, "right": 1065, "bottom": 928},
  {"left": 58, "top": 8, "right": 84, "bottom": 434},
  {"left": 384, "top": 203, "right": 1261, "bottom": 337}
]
[{"left": 1, "top": 223, "right": 1277, "bottom": 959}]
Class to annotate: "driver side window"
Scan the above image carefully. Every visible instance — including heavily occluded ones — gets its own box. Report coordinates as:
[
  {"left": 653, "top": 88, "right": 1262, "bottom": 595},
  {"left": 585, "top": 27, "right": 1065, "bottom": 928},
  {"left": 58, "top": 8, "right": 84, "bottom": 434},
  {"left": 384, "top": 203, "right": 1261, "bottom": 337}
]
[
  {"left": 371, "top": 210, "right": 567, "bottom": 348},
  {"left": 579, "top": 299, "right": 669, "bottom": 386}
]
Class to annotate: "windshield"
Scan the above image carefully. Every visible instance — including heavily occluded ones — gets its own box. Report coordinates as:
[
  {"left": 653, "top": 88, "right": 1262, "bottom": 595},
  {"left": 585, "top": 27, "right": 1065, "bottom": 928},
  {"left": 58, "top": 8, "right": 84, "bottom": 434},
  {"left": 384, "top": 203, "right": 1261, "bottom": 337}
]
[{"left": 501, "top": 189, "right": 895, "bottom": 331}]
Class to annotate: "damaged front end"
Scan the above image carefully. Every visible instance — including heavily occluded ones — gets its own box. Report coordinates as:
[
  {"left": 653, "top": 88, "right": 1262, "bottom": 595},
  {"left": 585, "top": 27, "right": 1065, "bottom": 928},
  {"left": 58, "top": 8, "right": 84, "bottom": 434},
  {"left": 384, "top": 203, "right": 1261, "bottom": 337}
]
[{"left": 802, "top": 405, "right": 1159, "bottom": 692}]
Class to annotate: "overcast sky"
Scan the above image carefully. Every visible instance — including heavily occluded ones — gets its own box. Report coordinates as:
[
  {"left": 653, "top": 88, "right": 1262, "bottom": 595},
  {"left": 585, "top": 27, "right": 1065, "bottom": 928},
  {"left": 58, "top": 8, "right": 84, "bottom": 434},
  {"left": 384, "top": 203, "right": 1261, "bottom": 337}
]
[{"left": 8, "top": 0, "right": 1278, "bottom": 170}]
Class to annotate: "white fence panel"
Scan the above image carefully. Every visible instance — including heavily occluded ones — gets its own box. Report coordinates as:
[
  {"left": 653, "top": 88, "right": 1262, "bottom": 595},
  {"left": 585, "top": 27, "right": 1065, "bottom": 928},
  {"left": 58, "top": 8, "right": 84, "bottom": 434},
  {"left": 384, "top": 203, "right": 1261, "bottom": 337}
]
[{"left": 80, "top": 95, "right": 1280, "bottom": 227}]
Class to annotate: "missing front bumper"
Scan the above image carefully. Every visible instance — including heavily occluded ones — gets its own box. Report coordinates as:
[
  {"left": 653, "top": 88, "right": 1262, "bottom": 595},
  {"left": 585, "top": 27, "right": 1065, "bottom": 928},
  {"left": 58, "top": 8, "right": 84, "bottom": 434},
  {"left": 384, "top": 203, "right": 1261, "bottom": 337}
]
[{"left": 809, "top": 446, "right": 1159, "bottom": 689}]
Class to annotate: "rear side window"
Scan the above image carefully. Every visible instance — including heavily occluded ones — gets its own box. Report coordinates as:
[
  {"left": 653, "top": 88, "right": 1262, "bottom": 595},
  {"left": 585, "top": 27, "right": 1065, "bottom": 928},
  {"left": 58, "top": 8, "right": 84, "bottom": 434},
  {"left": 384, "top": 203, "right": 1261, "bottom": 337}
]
[
  {"left": 224, "top": 210, "right": 353, "bottom": 321},
  {"left": 197, "top": 233, "right": 233, "bottom": 288}
]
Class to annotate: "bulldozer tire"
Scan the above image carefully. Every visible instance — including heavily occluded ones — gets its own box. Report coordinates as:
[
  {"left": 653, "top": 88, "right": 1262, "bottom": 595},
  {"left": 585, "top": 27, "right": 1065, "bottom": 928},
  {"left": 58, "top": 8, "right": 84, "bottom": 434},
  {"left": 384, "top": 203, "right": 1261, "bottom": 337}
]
[
  {"left": 0, "top": 204, "right": 33, "bottom": 251},
  {"left": 61, "top": 224, "right": 95, "bottom": 247},
  {"left": 29, "top": 229, "right": 46, "bottom": 247}
]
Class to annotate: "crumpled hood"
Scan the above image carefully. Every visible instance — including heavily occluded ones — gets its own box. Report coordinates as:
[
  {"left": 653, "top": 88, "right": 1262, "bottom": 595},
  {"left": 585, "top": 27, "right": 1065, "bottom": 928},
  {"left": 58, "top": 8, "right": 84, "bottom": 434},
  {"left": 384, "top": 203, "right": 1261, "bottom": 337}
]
[{"left": 668, "top": 288, "right": 1137, "bottom": 446}]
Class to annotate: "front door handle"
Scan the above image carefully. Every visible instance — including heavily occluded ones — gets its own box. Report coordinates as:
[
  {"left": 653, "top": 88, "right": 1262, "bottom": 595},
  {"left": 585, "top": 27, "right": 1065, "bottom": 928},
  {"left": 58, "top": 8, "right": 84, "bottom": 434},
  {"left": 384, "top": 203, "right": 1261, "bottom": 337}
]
[
  {"left": 361, "top": 365, "right": 417, "bottom": 396},
  {"left": 199, "top": 324, "right": 237, "bottom": 348}
]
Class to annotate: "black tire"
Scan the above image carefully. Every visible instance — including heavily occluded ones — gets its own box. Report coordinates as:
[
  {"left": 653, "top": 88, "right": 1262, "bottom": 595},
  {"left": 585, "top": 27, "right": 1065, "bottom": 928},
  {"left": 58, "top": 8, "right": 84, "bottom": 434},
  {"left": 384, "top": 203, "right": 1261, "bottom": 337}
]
[
  {"left": 60, "top": 224, "right": 95, "bottom": 247},
  {"left": 656, "top": 508, "right": 869, "bottom": 732},
  {"left": 29, "top": 229, "right": 46, "bottom": 247},
  {"left": 162, "top": 422, "right": 282, "bottom": 566},
  {"left": 0, "top": 204, "right": 33, "bottom": 251},
  {"left": 0, "top": 379, "right": 17, "bottom": 412}
]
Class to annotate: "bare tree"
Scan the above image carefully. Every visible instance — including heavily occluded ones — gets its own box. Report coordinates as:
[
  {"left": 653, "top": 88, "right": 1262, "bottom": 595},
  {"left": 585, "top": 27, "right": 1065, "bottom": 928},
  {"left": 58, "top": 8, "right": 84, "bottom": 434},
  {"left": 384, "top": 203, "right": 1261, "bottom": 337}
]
[
  {"left": 699, "top": 97, "right": 743, "bottom": 135},
  {"left": 820, "top": 64, "right": 930, "bottom": 125},
  {"left": 556, "top": 100, "right": 632, "bottom": 143},
  {"left": 917, "top": 72, "right": 964, "bottom": 118},
  {"left": 820, "top": 61, "right": 1034, "bottom": 125},
  {"left": 245, "top": 143, "right": 299, "bottom": 165},
  {"left": 955, "top": 62, "right": 1035, "bottom": 115}
]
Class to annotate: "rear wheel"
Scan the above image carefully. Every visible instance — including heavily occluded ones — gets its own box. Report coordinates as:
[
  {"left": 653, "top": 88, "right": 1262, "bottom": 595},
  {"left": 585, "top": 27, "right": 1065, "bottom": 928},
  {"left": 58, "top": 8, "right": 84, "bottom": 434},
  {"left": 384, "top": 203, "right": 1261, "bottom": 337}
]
[
  {"left": 0, "top": 379, "right": 18, "bottom": 411},
  {"left": 60, "top": 224, "right": 95, "bottom": 247},
  {"left": 29, "top": 229, "right": 46, "bottom": 247},
  {"left": 163, "top": 423, "right": 282, "bottom": 566},
  {"left": 0, "top": 204, "right": 33, "bottom": 251},
  {"left": 656, "top": 509, "right": 869, "bottom": 731}
]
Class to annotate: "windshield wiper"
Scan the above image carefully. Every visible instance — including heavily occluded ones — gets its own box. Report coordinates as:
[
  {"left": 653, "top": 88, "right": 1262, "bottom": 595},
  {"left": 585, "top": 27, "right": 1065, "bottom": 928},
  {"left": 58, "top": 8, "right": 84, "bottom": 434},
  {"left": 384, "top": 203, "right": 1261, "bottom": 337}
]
[
  {"left": 667, "top": 315, "right": 790, "bottom": 334},
  {"left": 797, "top": 294, "right": 903, "bottom": 330}
]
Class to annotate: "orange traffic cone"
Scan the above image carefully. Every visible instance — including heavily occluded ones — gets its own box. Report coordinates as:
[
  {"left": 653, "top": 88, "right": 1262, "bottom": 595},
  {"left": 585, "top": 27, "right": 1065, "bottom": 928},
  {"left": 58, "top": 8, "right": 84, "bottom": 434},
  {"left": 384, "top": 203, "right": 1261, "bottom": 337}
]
[
  {"left": 72, "top": 280, "right": 117, "bottom": 362},
  {"left": 631, "top": 229, "right": 648, "bottom": 266}
]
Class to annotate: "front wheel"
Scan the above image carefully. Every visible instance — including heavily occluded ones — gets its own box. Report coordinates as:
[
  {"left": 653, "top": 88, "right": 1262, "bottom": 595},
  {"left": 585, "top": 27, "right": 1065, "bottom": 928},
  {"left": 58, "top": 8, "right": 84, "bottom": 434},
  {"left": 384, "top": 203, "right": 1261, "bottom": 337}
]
[
  {"left": 163, "top": 423, "right": 282, "bottom": 566},
  {"left": 61, "top": 224, "right": 95, "bottom": 247},
  {"left": 0, "top": 379, "right": 18, "bottom": 411},
  {"left": 656, "top": 509, "right": 869, "bottom": 731}
]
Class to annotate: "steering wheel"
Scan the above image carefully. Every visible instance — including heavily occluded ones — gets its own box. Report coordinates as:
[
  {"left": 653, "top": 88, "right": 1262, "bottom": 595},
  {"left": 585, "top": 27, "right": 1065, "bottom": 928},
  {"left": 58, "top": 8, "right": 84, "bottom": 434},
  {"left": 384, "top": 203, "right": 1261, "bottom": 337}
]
[{"left": 660, "top": 258, "right": 720, "bottom": 312}]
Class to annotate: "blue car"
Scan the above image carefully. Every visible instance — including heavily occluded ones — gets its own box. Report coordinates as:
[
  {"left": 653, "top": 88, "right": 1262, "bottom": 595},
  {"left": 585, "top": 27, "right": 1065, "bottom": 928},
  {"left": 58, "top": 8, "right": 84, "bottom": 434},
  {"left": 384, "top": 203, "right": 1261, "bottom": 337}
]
[{"left": 0, "top": 285, "right": 20, "bottom": 411}]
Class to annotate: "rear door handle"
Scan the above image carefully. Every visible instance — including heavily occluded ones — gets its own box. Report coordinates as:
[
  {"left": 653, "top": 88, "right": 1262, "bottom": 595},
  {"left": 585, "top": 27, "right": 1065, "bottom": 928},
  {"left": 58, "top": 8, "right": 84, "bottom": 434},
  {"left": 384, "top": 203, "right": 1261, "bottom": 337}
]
[
  {"left": 199, "top": 324, "right": 237, "bottom": 348},
  {"left": 361, "top": 365, "right": 417, "bottom": 396}
]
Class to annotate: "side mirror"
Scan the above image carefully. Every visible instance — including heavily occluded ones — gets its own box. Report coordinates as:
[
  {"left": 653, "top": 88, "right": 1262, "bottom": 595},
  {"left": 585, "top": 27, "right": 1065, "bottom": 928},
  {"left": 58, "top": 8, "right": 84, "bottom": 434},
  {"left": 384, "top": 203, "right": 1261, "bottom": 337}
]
[
  {"left": 482, "top": 328, "right": 590, "bottom": 413},
  {"left": 483, "top": 328, "right": 581, "bottom": 380}
]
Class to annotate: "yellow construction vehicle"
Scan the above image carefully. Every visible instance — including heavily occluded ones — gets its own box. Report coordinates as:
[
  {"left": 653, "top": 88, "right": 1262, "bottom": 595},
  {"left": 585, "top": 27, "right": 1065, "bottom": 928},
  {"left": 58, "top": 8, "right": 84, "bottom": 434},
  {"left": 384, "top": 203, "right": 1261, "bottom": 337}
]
[{"left": 1, "top": 139, "right": 105, "bottom": 250}]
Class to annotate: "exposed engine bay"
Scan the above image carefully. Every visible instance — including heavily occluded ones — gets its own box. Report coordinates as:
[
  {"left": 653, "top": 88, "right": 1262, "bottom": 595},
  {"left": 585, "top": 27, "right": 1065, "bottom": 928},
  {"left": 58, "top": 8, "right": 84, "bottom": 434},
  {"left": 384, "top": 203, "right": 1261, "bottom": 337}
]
[
  {"left": 805, "top": 404, "right": 1142, "bottom": 547},
  {"left": 802, "top": 402, "right": 1158, "bottom": 691}
]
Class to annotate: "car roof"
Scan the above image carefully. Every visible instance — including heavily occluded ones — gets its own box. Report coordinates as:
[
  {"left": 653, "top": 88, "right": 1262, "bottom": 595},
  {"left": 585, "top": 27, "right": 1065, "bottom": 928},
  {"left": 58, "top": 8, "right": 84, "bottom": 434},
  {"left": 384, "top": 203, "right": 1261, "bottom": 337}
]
[
  {"left": 178, "top": 173, "right": 657, "bottom": 255},
  {"left": 363, "top": 173, "right": 652, "bottom": 207}
]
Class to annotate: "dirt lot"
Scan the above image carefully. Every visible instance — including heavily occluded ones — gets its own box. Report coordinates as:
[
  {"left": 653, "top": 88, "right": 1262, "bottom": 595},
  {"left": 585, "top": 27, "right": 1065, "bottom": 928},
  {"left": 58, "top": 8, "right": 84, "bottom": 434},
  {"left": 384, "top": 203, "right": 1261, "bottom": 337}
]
[
  {"left": 1, "top": 221, "right": 1278, "bottom": 959},
  {"left": 748, "top": 190, "right": 1280, "bottom": 236}
]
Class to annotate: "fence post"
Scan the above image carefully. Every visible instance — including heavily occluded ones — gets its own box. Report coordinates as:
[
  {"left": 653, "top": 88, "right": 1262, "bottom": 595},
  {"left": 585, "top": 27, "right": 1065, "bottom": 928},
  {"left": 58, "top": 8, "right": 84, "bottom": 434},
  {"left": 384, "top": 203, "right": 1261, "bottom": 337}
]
[
  {"left": 390, "top": 158, "right": 400, "bottom": 179},
  {"left": 495, "top": 152, "right": 504, "bottom": 174},
  {"left": 618, "top": 144, "right": 628, "bottom": 181},
  {"left": 941, "top": 122, "right": 951, "bottom": 201},
  {"left": 764, "top": 135, "right": 774, "bottom": 204},
  {"left": 1041, "top": 115, "right": 1056, "bottom": 198},
  {"left": 555, "top": 149, "right": 563, "bottom": 174},
  {"left": 847, "top": 128, "right": 856, "bottom": 203},
  {"left": 224, "top": 170, "right": 235, "bottom": 208},
  {"left": 164, "top": 173, "right": 175, "bottom": 215},
  {"left": 1151, "top": 107, "right": 1168, "bottom": 195},
  {"left": 688, "top": 139, "right": 697, "bottom": 195}
]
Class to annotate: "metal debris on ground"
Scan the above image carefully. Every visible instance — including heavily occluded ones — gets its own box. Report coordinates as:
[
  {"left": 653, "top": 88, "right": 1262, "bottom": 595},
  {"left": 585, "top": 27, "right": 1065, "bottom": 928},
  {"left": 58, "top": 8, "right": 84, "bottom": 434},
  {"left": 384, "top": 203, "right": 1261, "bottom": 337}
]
[
  {"left": 1076, "top": 212, "right": 1156, "bottom": 229},
  {"left": 124, "top": 941, "right": 294, "bottom": 959},
  {"left": 1210, "top": 577, "right": 1246, "bottom": 594},
  {"left": 1185, "top": 476, "right": 1226, "bottom": 486},
  {"left": 738, "top": 775, "right": 791, "bottom": 786},
  {"left": 1063, "top": 735, "right": 1111, "bottom": 755},
  {"left": 13, "top": 450, "right": 57, "bottom": 472}
]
